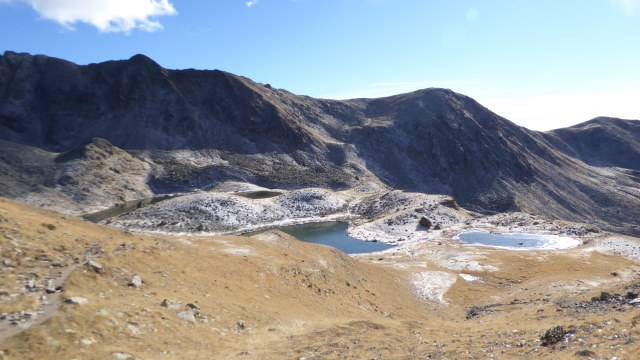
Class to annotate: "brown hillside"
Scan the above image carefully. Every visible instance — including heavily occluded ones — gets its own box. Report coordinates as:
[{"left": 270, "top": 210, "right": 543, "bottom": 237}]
[{"left": 1, "top": 198, "right": 639, "bottom": 359}]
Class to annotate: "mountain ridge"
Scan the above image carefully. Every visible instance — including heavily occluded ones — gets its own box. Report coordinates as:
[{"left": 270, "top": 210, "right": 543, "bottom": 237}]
[{"left": 0, "top": 51, "right": 638, "bottom": 236}]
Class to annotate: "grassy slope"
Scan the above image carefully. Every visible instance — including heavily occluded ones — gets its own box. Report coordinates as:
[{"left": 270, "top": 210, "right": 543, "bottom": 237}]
[{"left": 1, "top": 198, "right": 639, "bottom": 359}]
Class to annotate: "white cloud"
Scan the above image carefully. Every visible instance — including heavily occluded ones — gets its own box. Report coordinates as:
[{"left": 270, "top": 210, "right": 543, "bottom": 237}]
[
  {"left": 246, "top": 0, "right": 259, "bottom": 7},
  {"left": 10, "top": 0, "right": 177, "bottom": 33},
  {"left": 610, "top": 0, "right": 640, "bottom": 16}
]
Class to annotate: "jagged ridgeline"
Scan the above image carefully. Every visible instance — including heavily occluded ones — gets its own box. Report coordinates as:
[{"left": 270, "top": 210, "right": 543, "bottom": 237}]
[{"left": 0, "top": 51, "right": 639, "bottom": 235}]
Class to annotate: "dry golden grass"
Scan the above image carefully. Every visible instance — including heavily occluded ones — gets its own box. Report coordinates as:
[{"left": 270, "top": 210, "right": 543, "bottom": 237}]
[{"left": 1, "top": 197, "right": 639, "bottom": 359}]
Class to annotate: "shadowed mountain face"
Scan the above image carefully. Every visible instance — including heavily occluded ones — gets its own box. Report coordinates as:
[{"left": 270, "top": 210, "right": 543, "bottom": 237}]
[
  {"left": 546, "top": 117, "right": 640, "bottom": 171},
  {"left": 0, "top": 51, "right": 639, "bottom": 235}
]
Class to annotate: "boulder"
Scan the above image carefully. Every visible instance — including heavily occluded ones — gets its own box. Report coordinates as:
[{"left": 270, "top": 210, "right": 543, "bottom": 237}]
[
  {"left": 129, "top": 275, "right": 143, "bottom": 288},
  {"left": 540, "top": 325, "right": 570, "bottom": 346},
  {"left": 439, "top": 199, "right": 460, "bottom": 210},
  {"left": 419, "top": 217, "right": 432, "bottom": 229},
  {"left": 177, "top": 311, "right": 196, "bottom": 323},
  {"left": 86, "top": 259, "right": 104, "bottom": 274}
]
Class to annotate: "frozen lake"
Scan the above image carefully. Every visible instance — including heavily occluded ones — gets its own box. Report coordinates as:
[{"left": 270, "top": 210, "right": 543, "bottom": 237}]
[{"left": 458, "top": 232, "right": 581, "bottom": 250}]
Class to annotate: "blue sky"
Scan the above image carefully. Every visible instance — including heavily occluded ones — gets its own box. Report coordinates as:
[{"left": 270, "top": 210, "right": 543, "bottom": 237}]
[{"left": 1, "top": 0, "right": 639, "bottom": 130}]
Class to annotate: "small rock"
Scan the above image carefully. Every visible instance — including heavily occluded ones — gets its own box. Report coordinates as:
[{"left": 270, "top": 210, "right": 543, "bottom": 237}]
[
  {"left": 111, "top": 352, "right": 134, "bottom": 360},
  {"left": 65, "top": 297, "right": 88, "bottom": 305},
  {"left": 25, "top": 280, "right": 37, "bottom": 290},
  {"left": 80, "top": 338, "right": 95, "bottom": 346},
  {"left": 129, "top": 275, "right": 143, "bottom": 288},
  {"left": 237, "top": 320, "right": 246, "bottom": 330},
  {"left": 161, "top": 299, "right": 182, "bottom": 310},
  {"left": 629, "top": 298, "right": 640, "bottom": 305},
  {"left": 46, "top": 337, "right": 61, "bottom": 347},
  {"left": 177, "top": 311, "right": 196, "bottom": 323},
  {"left": 433, "top": 224, "right": 442, "bottom": 230},
  {"left": 540, "top": 325, "right": 570, "bottom": 346},
  {"left": 51, "top": 260, "right": 67, "bottom": 267},
  {"left": 127, "top": 324, "right": 141, "bottom": 336},
  {"left": 575, "top": 349, "right": 596, "bottom": 357},
  {"left": 187, "top": 303, "right": 200, "bottom": 310},
  {"left": 86, "top": 259, "right": 104, "bottom": 274}
]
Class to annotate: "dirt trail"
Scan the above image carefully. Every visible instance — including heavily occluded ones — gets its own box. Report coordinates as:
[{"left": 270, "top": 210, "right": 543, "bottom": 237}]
[{"left": 0, "top": 265, "right": 75, "bottom": 343}]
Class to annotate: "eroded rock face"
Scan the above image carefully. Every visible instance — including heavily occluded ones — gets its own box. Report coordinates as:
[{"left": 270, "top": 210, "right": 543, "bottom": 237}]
[{"left": 0, "top": 51, "right": 639, "bottom": 235}]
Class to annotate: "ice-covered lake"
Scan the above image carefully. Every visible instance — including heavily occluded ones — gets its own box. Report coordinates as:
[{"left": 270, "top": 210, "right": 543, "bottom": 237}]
[{"left": 458, "top": 232, "right": 581, "bottom": 250}]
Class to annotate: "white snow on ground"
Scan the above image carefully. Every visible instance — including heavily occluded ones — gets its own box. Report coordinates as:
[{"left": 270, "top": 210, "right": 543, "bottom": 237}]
[
  {"left": 539, "top": 234, "right": 582, "bottom": 249},
  {"left": 588, "top": 236, "right": 640, "bottom": 261},
  {"left": 459, "top": 274, "right": 481, "bottom": 282},
  {"left": 274, "top": 188, "right": 347, "bottom": 217},
  {"left": 411, "top": 271, "right": 458, "bottom": 304},
  {"left": 210, "top": 181, "right": 272, "bottom": 193},
  {"left": 108, "top": 188, "right": 351, "bottom": 233},
  {"left": 348, "top": 191, "right": 471, "bottom": 244},
  {"left": 222, "top": 247, "right": 254, "bottom": 255},
  {"left": 431, "top": 252, "right": 499, "bottom": 273}
]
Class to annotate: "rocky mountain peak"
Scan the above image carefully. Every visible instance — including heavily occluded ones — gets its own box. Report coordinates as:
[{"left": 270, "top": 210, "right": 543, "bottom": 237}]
[{"left": 126, "top": 53, "right": 163, "bottom": 72}]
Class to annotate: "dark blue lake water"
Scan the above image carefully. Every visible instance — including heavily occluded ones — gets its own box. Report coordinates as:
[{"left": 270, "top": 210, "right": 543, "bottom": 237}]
[{"left": 278, "top": 222, "right": 393, "bottom": 254}]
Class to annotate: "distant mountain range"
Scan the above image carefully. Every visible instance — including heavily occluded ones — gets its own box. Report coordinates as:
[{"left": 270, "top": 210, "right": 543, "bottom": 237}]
[{"left": 1, "top": 51, "right": 638, "bottom": 235}]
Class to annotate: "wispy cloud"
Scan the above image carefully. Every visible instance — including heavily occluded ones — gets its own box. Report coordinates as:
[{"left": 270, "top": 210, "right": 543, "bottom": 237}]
[
  {"left": 2, "top": 0, "right": 176, "bottom": 33},
  {"left": 245, "top": 0, "right": 259, "bottom": 8},
  {"left": 610, "top": 0, "right": 640, "bottom": 16}
]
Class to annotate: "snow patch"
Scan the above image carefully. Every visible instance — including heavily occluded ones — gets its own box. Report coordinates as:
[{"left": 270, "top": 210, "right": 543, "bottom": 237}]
[
  {"left": 411, "top": 271, "right": 457, "bottom": 304},
  {"left": 431, "top": 253, "right": 499, "bottom": 272},
  {"left": 222, "top": 247, "right": 254, "bottom": 255},
  {"left": 459, "top": 273, "right": 481, "bottom": 282},
  {"left": 589, "top": 236, "right": 640, "bottom": 261}
]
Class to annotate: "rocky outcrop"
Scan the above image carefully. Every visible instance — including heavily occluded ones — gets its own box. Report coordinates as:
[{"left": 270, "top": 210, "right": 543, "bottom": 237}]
[{"left": 0, "top": 138, "right": 153, "bottom": 214}]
